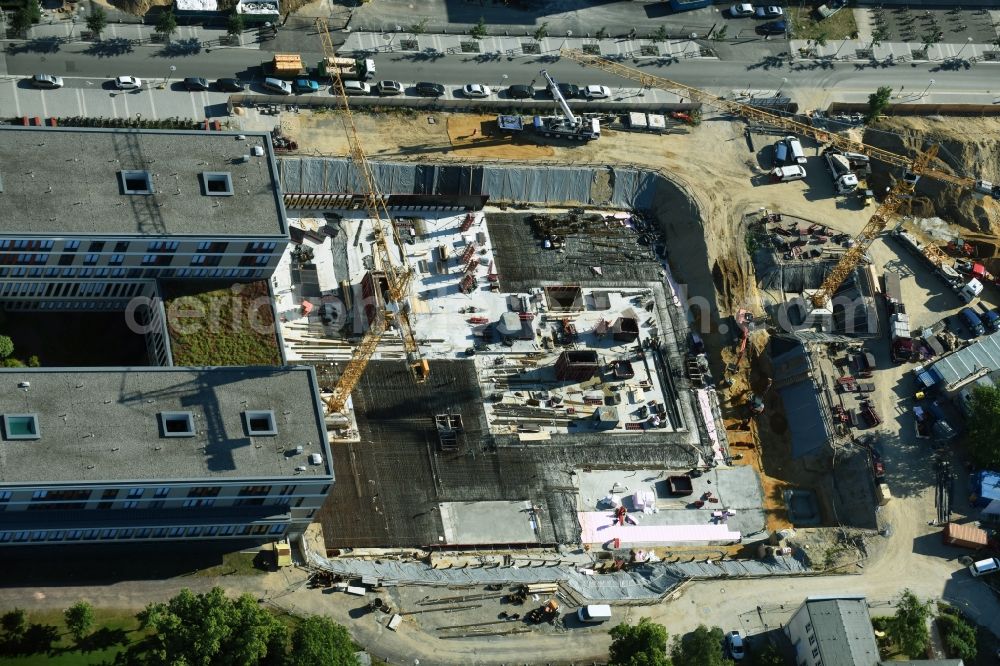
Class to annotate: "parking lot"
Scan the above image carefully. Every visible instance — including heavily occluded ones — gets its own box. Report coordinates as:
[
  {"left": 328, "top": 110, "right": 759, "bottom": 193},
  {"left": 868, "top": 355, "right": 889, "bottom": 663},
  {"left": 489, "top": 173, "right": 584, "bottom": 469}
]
[
  {"left": 0, "top": 77, "right": 231, "bottom": 121},
  {"left": 864, "top": 6, "right": 998, "bottom": 44}
]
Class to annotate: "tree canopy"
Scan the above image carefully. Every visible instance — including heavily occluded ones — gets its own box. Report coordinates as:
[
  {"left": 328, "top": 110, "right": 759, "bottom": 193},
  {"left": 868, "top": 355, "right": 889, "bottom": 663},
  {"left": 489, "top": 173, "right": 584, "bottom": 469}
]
[
  {"left": 155, "top": 9, "right": 178, "bottom": 38},
  {"left": 86, "top": 6, "right": 107, "bottom": 39},
  {"left": 133, "top": 587, "right": 286, "bottom": 665},
  {"left": 866, "top": 86, "right": 893, "bottom": 122},
  {"left": 289, "top": 616, "right": 358, "bottom": 666},
  {"left": 64, "top": 602, "right": 94, "bottom": 642},
  {"left": 937, "top": 606, "right": 977, "bottom": 661},
  {"left": 888, "top": 589, "right": 931, "bottom": 658},
  {"left": 608, "top": 618, "right": 669, "bottom": 666},
  {"left": 670, "top": 625, "right": 732, "bottom": 666},
  {"left": 967, "top": 384, "right": 1000, "bottom": 468}
]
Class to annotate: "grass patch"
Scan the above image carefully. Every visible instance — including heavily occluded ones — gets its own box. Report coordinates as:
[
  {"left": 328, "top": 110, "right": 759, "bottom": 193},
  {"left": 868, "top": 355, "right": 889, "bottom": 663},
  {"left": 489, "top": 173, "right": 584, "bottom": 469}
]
[
  {"left": 787, "top": 6, "right": 858, "bottom": 41},
  {"left": 184, "top": 551, "right": 268, "bottom": 578},
  {"left": 0, "top": 609, "right": 144, "bottom": 665},
  {"left": 162, "top": 280, "right": 282, "bottom": 367}
]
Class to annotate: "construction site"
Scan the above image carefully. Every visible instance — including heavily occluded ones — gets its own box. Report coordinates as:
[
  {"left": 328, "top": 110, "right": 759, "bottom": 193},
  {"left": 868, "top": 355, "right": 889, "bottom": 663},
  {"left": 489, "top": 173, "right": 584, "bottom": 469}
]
[{"left": 233, "top": 25, "right": 1000, "bottom": 660}]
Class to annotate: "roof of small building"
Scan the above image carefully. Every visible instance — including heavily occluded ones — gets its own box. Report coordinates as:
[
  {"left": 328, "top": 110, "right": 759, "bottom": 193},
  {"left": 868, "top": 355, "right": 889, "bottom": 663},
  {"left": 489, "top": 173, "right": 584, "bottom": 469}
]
[
  {"left": 0, "top": 127, "right": 287, "bottom": 238},
  {"left": 802, "top": 597, "right": 879, "bottom": 666},
  {"left": 0, "top": 366, "right": 330, "bottom": 484},
  {"left": 929, "top": 330, "right": 1000, "bottom": 389}
]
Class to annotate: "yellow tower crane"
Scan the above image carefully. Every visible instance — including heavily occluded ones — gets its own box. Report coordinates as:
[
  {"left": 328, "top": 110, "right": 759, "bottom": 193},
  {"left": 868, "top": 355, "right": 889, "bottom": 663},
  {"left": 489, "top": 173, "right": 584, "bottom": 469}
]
[
  {"left": 558, "top": 48, "right": 998, "bottom": 308},
  {"left": 316, "top": 17, "right": 428, "bottom": 415}
]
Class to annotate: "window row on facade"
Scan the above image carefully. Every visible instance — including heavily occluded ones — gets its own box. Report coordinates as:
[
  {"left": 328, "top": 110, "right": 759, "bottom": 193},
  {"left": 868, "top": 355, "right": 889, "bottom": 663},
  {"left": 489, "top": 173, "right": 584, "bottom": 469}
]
[
  {"left": 0, "top": 485, "right": 329, "bottom": 506},
  {"left": 0, "top": 240, "right": 278, "bottom": 255},
  {"left": 0, "top": 266, "right": 268, "bottom": 280},
  {"left": 0, "top": 523, "right": 288, "bottom": 544}
]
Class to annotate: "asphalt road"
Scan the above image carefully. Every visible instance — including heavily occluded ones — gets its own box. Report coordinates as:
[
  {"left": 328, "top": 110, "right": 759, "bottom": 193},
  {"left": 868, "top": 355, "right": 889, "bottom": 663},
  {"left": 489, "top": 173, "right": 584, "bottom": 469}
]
[{"left": 4, "top": 42, "right": 999, "bottom": 100}]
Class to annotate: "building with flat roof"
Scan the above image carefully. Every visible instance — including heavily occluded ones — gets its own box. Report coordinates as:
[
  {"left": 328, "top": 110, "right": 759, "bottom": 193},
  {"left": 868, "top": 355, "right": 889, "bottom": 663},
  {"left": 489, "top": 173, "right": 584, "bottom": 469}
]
[
  {"left": 785, "top": 596, "right": 880, "bottom": 666},
  {"left": 0, "top": 127, "right": 288, "bottom": 290},
  {"left": 0, "top": 366, "right": 332, "bottom": 545}
]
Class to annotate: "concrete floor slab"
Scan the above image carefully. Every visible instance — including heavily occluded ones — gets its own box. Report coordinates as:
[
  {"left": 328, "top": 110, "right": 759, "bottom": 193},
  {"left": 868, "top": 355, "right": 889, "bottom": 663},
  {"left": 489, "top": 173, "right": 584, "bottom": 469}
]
[
  {"left": 576, "top": 466, "right": 767, "bottom": 541},
  {"left": 439, "top": 500, "right": 540, "bottom": 545}
]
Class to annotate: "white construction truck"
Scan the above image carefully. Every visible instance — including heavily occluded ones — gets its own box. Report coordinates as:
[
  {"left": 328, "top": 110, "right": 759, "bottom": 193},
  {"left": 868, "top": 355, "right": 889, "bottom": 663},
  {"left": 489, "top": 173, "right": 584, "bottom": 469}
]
[
  {"left": 822, "top": 148, "right": 870, "bottom": 195},
  {"left": 532, "top": 70, "right": 601, "bottom": 141}
]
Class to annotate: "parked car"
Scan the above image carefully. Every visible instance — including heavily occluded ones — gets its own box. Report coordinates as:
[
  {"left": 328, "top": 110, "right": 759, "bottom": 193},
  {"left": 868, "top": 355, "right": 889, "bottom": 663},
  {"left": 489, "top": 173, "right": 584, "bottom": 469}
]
[
  {"left": 341, "top": 80, "right": 371, "bottom": 96},
  {"left": 183, "top": 77, "right": 209, "bottom": 91},
  {"left": 415, "top": 81, "right": 445, "bottom": 97},
  {"left": 30, "top": 74, "right": 64, "bottom": 89},
  {"left": 463, "top": 83, "right": 492, "bottom": 98},
  {"left": 376, "top": 80, "right": 403, "bottom": 95},
  {"left": 215, "top": 78, "right": 245, "bottom": 92},
  {"left": 756, "top": 19, "right": 787, "bottom": 34},
  {"left": 726, "top": 631, "right": 746, "bottom": 661},
  {"left": 754, "top": 5, "right": 784, "bottom": 18},
  {"left": 548, "top": 82, "right": 580, "bottom": 99},
  {"left": 969, "top": 557, "right": 1000, "bottom": 577},
  {"left": 262, "top": 77, "right": 292, "bottom": 95},
  {"left": 730, "top": 3, "right": 754, "bottom": 16},
  {"left": 292, "top": 78, "right": 320, "bottom": 94},
  {"left": 583, "top": 85, "right": 611, "bottom": 99},
  {"left": 114, "top": 76, "right": 142, "bottom": 90},
  {"left": 507, "top": 84, "right": 535, "bottom": 99}
]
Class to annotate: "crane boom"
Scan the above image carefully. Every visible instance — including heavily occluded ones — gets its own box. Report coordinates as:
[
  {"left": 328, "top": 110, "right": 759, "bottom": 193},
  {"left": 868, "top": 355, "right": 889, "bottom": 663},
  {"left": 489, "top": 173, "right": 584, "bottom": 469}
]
[
  {"left": 811, "top": 146, "right": 938, "bottom": 307},
  {"left": 560, "top": 47, "right": 998, "bottom": 310},
  {"left": 540, "top": 69, "right": 577, "bottom": 123},
  {"left": 315, "top": 17, "right": 427, "bottom": 416},
  {"left": 558, "top": 48, "right": 984, "bottom": 192}
]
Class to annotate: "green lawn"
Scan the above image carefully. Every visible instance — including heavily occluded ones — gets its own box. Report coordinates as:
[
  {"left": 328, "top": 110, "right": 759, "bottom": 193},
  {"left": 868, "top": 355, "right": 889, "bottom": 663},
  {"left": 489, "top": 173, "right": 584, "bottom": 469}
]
[
  {"left": 0, "top": 609, "right": 143, "bottom": 665},
  {"left": 184, "top": 551, "right": 268, "bottom": 578},
  {"left": 162, "top": 280, "right": 282, "bottom": 367},
  {"left": 788, "top": 5, "right": 858, "bottom": 41}
]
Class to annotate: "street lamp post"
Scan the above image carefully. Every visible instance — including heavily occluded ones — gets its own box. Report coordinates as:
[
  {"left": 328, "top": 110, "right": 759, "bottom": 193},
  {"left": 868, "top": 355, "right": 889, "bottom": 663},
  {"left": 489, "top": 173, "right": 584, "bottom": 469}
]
[
  {"left": 956, "top": 36, "right": 973, "bottom": 60},
  {"left": 775, "top": 77, "right": 787, "bottom": 97},
  {"left": 163, "top": 64, "right": 176, "bottom": 87},
  {"left": 921, "top": 78, "right": 935, "bottom": 98},
  {"left": 497, "top": 73, "right": 508, "bottom": 91}
]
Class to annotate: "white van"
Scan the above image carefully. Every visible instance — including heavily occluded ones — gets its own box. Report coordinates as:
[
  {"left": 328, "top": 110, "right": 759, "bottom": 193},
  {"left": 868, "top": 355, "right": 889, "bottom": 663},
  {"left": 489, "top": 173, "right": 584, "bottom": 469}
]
[
  {"left": 771, "top": 165, "right": 807, "bottom": 182},
  {"left": 577, "top": 604, "right": 612, "bottom": 623},
  {"left": 969, "top": 557, "right": 1000, "bottom": 577},
  {"left": 786, "top": 136, "right": 806, "bottom": 164}
]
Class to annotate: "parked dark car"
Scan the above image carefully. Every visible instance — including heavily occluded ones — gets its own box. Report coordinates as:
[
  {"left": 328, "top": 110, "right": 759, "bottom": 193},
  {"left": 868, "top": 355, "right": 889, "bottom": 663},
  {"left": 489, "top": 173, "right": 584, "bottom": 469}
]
[
  {"left": 183, "top": 77, "right": 209, "bottom": 91},
  {"left": 507, "top": 84, "right": 535, "bottom": 99},
  {"left": 547, "top": 82, "right": 580, "bottom": 99},
  {"left": 756, "top": 19, "right": 787, "bottom": 34},
  {"left": 415, "top": 81, "right": 445, "bottom": 97},
  {"left": 215, "top": 78, "right": 245, "bottom": 92}
]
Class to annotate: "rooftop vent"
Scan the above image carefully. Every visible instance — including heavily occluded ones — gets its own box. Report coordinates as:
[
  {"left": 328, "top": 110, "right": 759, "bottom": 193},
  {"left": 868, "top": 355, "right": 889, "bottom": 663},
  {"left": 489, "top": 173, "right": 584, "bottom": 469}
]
[
  {"left": 200, "top": 172, "right": 234, "bottom": 197},
  {"left": 119, "top": 170, "right": 154, "bottom": 195},
  {"left": 159, "top": 411, "right": 195, "bottom": 438},
  {"left": 243, "top": 410, "right": 277, "bottom": 436},
  {"left": 3, "top": 414, "right": 40, "bottom": 440}
]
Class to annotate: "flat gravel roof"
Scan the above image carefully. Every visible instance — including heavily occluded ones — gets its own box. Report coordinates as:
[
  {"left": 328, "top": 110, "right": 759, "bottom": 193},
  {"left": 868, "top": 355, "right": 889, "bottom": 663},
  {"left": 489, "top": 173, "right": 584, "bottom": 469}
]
[
  {"left": 0, "top": 366, "right": 330, "bottom": 484},
  {"left": 0, "top": 127, "right": 287, "bottom": 237}
]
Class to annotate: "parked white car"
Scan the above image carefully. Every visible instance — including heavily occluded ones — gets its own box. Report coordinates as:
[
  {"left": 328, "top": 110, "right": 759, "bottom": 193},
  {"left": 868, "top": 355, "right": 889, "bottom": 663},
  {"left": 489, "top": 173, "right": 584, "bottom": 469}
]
[
  {"left": 730, "top": 3, "right": 754, "bottom": 16},
  {"left": 463, "top": 83, "right": 492, "bottom": 98},
  {"left": 726, "top": 630, "right": 746, "bottom": 661},
  {"left": 114, "top": 76, "right": 142, "bottom": 90},
  {"left": 583, "top": 85, "right": 611, "bottom": 99}
]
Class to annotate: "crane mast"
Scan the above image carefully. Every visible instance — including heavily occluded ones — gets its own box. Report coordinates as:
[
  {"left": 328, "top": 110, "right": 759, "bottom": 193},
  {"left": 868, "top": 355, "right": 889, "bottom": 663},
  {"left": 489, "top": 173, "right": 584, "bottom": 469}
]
[
  {"left": 315, "top": 17, "right": 427, "bottom": 416},
  {"left": 540, "top": 69, "right": 577, "bottom": 124}
]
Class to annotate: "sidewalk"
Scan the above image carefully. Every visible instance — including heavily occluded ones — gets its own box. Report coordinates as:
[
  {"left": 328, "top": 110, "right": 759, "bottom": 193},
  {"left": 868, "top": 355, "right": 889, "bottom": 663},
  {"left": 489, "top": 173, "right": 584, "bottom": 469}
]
[
  {"left": 24, "top": 17, "right": 265, "bottom": 50},
  {"left": 341, "top": 31, "right": 719, "bottom": 62},
  {"left": 790, "top": 38, "right": 1000, "bottom": 64}
]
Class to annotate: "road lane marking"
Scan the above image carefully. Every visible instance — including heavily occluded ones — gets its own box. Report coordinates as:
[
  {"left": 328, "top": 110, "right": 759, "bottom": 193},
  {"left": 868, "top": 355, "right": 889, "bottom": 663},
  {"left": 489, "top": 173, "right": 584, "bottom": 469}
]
[
  {"left": 9, "top": 81, "right": 21, "bottom": 117},
  {"left": 148, "top": 89, "right": 158, "bottom": 119},
  {"left": 190, "top": 93, "right": 199, "bottom": 119},
  {"left": 76, "top": 88, "right": 88, "bottom": 116},
  {"left": 40, "top": 93, "right": 48, "bottom": 120},
  {"left": 109, "top": 93, "right": 118, "bottom": 118},
  {"left": 121, "top": 91, "right": 130, "bottom": 118}
]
